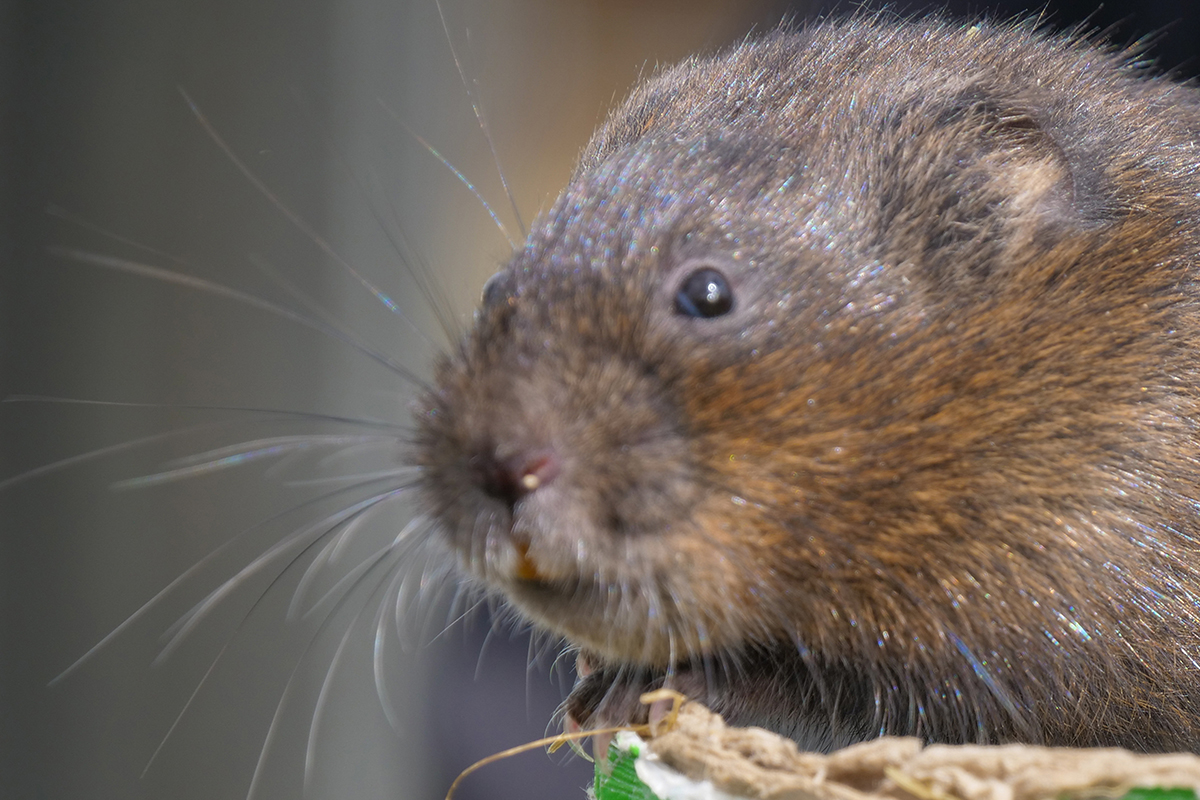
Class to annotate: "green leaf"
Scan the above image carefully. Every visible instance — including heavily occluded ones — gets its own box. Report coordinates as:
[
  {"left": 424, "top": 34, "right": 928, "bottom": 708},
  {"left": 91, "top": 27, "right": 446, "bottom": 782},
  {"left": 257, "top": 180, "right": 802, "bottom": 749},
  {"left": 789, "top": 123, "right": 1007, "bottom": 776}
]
[
  {"left": 593, "top": 743, "right": 661, "bottom": 800},
  {"left": 1120, "top": 789, "right": 1198, "bottom": 800}
]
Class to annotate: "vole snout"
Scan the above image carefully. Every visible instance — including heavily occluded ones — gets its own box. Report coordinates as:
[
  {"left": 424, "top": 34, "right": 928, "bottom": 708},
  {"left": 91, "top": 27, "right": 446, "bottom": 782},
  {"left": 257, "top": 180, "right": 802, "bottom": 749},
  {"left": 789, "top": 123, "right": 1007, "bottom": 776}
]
[{"left": 418, "top": 276, "right": 721, "bottom": 662}]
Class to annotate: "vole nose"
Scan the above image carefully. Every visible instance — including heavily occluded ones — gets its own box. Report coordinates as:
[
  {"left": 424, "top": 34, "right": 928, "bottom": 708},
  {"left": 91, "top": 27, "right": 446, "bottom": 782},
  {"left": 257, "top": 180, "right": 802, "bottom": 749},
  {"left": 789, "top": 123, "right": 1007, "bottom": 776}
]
[{"left": 473, "top": 448, "right": 561, "bottom": 507}]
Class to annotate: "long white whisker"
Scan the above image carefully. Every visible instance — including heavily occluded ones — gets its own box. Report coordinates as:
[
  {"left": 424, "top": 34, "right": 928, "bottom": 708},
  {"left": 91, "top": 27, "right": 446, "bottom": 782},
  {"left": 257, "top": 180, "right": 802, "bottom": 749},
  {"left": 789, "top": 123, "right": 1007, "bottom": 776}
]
[
  {"left": 0, "top": 417, "right": 245, "bottom": 495},
  {"left": 372, "top": 564, "right": 411, "bottom": 731},
  {"left": 245, "top": 530, "right": 412, "bottom": 800},
  {"left": 288, "top": 495, "right": 421, "bottom": 621},
  {"left": 151, "top": 434, "right": 393, "bottom": 470},
  {"left": 378, "top": 100, "right": 516, "bottom": 250},
  {"left": 392, "top": 538, "right": 431, "bottom": 650},
  {"left": 3, "top": 394, "right": 409, "bottom": 432},
  {"left": 49, "top": 474, "right": 401, "bottom": 685},
  {"left": 283, "top": 467, "right": 418, "bottom": 489},
  {"left": 47, "top": 200, "right": 429, "bottom": 383},
  {"left": 299, "top": 528, "right": 416, "bottom": 624},
  {"left": 142, "top": 490, "right": 419, "bottom": 791},
  {"left": 340, "top": 509, "right": 422, "bottom": 565},
  {"left": 286, "top": 88, "right": 462, "bottom": 343},
  {"left": 242, "top": 598, "right": 349, "bottom": 800},
  {"left": 429, "top": 590, "right": 487, "bottom": 646},
  {"left": 153, "top": 485, "right": 412, "bottom": 667},
  {"left": 47, "top": 202, "right": 193, "bottom": 264},
  {"left": 434, "top": 0, "right": 526, "bottom": 237},
  {"left": 303, "top": 620, "right": 357, "bottom": 795},
  {"left": 140, "top": 637, "right": 231, "bottom": 778},
  {"left": 287, "top": 525, "right": 357, "bottom": 624},
  {"left": 289, "top": 518, "right": 377, "bottom": 622},
  {"left": 156, "top": 581, "right": 222, "bottom": 647},
  {"left": 47, "top": 248, "right": 427, "bottom": 388},
  {"left": 311, "top": 437, "right": 412, "bottom": 468},
  {"left": 176, "top": 88, "right": 421, "bottom": 327},
  {"left": 260, "top": 446, "right": 321, "bottom": 482},
  {"left": 475, "top": 621, "right": 499, "bottom": 682},
  {"left": 526, "top": 631, "right": 538, "bottom": 719},
  {"left": 247, "top": 251, "right": 435, "bottom": 353},
  {"left": 365, "top": 167, "right": 463, "bottom": 342},
  {"left": 113, "top": 436, "right": 389, "bottom": 489}
]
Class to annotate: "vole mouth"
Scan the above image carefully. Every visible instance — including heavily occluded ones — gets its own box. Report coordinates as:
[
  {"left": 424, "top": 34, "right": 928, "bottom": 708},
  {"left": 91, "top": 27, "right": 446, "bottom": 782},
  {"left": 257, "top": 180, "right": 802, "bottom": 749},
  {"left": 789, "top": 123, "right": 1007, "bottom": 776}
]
[
  {"left": 511, "top": 536, "right": 546, "bottom": 583},
  {"left": 480, "top": 521, "right": 582, "bottom": 589},
  {"left": 468, "top": 505, "right": 731, "bottom": 666},
  {"left": 502, "top": 547, "right": 590, "bottom": 614}
]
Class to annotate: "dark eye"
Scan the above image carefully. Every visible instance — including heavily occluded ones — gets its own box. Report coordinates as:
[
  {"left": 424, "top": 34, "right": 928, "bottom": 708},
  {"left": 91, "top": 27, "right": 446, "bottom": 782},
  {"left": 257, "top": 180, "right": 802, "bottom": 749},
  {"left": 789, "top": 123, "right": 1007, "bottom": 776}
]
[
  {"left": 674, "top": 267, "right": 734, "bottom": 318},
  {"left": 481, "top": 270, "right": 515, "bottom": 307}
]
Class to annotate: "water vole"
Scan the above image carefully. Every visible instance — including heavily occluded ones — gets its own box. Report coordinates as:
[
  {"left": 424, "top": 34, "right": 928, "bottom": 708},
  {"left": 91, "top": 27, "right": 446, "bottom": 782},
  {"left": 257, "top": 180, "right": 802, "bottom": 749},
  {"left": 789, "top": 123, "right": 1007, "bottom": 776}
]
[{"left": 415, "top": 15, "right": 1200, "bottom": 752}]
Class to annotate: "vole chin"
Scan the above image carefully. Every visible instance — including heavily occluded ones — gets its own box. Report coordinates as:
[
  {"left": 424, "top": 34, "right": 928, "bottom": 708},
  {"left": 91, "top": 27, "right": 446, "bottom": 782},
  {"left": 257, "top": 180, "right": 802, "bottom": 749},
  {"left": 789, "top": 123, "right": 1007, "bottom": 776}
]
[{"left": 416, "top": 14, "right": 1200, "bottom": 752}]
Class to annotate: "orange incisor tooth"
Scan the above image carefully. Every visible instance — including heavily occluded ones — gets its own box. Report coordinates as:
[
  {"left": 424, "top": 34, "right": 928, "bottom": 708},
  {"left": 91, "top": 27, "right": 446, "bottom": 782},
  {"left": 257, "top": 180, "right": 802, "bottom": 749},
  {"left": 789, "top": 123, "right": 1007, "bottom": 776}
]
[{"left": 513, "top": 537, "right": 542, "bottom": 581}]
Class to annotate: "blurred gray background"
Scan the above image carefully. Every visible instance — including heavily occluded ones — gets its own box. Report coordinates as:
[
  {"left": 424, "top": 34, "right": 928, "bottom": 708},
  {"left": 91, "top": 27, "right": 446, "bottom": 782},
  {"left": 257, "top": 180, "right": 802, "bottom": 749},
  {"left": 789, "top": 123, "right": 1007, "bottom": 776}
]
[{"left": 1, "top": 1, "right": 1197, "bottom": 799}]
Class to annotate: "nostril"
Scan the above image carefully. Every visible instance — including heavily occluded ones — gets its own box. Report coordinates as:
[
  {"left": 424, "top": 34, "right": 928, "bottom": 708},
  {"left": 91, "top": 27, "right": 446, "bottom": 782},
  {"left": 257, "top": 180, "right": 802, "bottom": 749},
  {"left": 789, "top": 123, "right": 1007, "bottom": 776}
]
[
  {"left": 474, "top": 448, "right": 561, "bottom": 506},
  {"left": 517, "top": 452, "right": 561, "bottom": 492}
]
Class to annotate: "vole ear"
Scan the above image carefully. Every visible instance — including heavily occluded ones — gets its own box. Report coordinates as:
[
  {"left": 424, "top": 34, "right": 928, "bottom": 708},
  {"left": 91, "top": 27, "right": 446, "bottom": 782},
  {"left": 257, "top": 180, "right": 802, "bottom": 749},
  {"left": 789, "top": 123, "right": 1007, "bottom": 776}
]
[
  {"left": 941, "top": 91, "right": 1111, "bottom": 230},
  {"left": 879, "top": 88, "right": 1111, "bottom": 285}
]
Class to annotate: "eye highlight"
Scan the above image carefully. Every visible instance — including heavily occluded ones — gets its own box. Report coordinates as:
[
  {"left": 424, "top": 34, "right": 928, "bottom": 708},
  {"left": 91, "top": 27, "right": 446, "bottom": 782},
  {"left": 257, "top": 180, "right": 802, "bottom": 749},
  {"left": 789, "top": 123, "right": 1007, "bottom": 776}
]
[{"left": 674, "top": 267, "right": 734, "bottom": 318}]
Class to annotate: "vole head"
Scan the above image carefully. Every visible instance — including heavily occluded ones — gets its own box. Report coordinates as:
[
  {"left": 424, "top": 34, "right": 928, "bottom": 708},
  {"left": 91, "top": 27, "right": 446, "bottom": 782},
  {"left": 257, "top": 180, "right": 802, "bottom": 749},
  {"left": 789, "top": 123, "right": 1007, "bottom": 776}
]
[{"left": 415, "top": 15, "right": 1200, "bottom": 707}]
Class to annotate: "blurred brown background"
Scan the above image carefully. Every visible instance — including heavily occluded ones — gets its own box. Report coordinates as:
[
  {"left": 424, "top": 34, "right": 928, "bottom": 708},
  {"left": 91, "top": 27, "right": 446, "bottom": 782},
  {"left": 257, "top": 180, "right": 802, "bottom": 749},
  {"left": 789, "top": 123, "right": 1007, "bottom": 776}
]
[{"left": 1, "top": 1, "right": 1197, "bottom": 799}]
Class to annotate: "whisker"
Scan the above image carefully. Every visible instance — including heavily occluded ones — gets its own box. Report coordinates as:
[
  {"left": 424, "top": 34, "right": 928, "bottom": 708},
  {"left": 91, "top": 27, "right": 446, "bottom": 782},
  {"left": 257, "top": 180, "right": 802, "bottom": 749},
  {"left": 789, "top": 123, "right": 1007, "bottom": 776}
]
[
  {"left": 378, "top": 101, "right": 516, "bottom": 250},
  {"left": 260, "top": 445, "right": 322, "bottom": 482},
  {"left": 475, "top": 618, "right": 500, "bottom": 683},
  {"left": 287, "top": 88, "right": 462, "bottom": 344},
  {"left": 393, "top": 534, "right": 445, "bottom": 649},
  {"left": 0, "top": 413, "right": 306, "bottom": 495},
  {"left": 434, "top": 0, "right": 526, "bottom": 238},
  {"left": 3, "top": 394, "right": 409, "bottom": 432},
  {"left": 140, "top": 636, "right": 230, "bottom": 779},
  {"left": 526, "top": 631, "right": 542, "bottom": 719},
  {"left": 46, "top": 203, "right": 190, "bottom": 264},
  {"left": 365, "top": 167, "right": 464, "bottom": 343},
  {"left": 250, "top": 519, "right": 429, "bottom": 800},
  {"left": 49, "top": 474, "right": 399, "bottom": 684},
  {"left": 149, "top": 433, "right": 393, "bottom": 470},
  {"left": 372, "top": 562, "right": 413, "bottom": 731},
  {"left": 549, "top": 644, "right": 577, "bottom": 688},
  {"left": 247, "top": 252, "right": 435, "bottom": 353},
  {"left": 297, "top": 518, "right": 414, "bottom": 626},
  {"left": 153, "top": 483, "right": 414, "bottom": 667},
  {"left": 46, "top": 203, "right": 432, "bottom": 386},
  {"left": 243, "top": 580, "right": 373, "bottom": 800},
  {"left": 298, "top": 544, "right": 396, "bottom": 625},
  {"left": 287, "top": 511, "right": 376, "bottom": 622},
  {"left": 281, "top": 467, "right": 418, "bottom": 489},
  {"left": 176, "top": 88, "right": 422, "bottom": 329},
  {"left": 311, "top": 437, "right": 411, "bottom": 468},
  {"left": 113, "top": 435, "right": 394, "bottom": 489},
  {"left": 47, "top": 247, "right": 428, "bottom": 388},
  {"left": 140, "top": 484, "right": 419, "bottom": 789},
  {"left": 304, "top": 621, "right": 357, "bottom": 794},
  {"left": 155, "top": 581, "right": 223, "bottom": 648},
  {"left": 336, "top": 508, "right": 421, "bottom": 566},
  {"left": 429, "top": 590, "right": 487, "bottom": 646},
  {"left": 289, "top": 495, "right": 424, "bottom": 624}
]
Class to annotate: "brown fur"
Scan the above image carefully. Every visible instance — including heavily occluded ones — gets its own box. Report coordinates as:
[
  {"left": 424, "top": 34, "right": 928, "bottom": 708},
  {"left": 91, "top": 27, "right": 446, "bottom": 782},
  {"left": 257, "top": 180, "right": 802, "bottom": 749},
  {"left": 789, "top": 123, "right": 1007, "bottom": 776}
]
[{"left": 416, "top": 15, "right": 1200, "bottom": 752}]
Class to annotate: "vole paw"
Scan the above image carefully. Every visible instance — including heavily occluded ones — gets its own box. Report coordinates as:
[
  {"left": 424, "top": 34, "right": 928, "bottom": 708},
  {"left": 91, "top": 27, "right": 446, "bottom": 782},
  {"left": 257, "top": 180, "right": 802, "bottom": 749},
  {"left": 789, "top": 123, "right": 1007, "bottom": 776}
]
[{"left": 565, "top": 655, "right": 710, "bottom": 734}]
